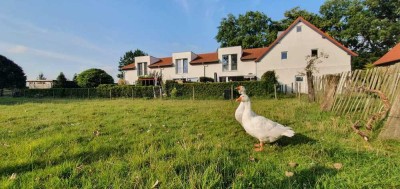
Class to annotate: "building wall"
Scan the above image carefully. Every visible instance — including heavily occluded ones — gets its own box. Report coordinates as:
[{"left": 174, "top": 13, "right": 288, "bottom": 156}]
[
  {"left": 257, "top": 21, "right": 352, "bottom": 92},
  {"left": 27, "top": 81, "right": 54, "bottom": 89},
  {"left": 123, "top": 70, "right": 137, "bottom": 85}
]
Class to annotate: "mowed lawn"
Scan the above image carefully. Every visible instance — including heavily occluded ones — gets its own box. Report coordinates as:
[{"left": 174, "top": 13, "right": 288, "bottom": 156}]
[{"left": 1, "top": 97, "right": 399, "bottom": 188}]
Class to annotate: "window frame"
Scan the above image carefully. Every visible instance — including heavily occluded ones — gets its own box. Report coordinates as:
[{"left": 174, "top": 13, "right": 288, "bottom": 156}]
[
  {"left": 222, "top": 54, "right": 238, "bottom": 72},
  {"left": 281, "top": 51, "right": 288, "bottom": 60},
  {"left": 175, "top": 58, "right": 188, "bottom": 74},
  {"left": 137, "top": 62, "right": 147, "bottom": 76}
]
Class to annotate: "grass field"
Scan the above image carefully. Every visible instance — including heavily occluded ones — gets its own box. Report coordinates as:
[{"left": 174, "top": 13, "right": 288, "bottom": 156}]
[{"left": 1, "top": 97, "right": 399, "bottom": 188}]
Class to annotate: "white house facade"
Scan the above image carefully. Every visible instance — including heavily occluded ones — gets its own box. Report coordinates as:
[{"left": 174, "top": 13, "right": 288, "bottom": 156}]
[{"left": 122, "top": 17, "right": 357, "bottom": 92}]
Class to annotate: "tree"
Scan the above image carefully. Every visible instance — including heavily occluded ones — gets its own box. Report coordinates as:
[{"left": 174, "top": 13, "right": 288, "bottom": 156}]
[
  {"left": 216, "top": 11, "right": 275, "bottom": 48},
  {"left": 53, "top": 72, "right": 68, "bottom": 88},
  {"left": 0, "top": 55, "right": 26, "bottom": 96},
  {"left": 118, "top": 49, "right": 147, "bottom": 78},
  {"left": 76, "top": 68, "right": 114, "bottom": 88},
  {"left": 37, "top": 72, "right": 47, "bottom": 80},
  {"left": 304, "top": 52, "right": 329, "bottom": 102},
  {"left": 280, "top": 7, "right": 324, "bottom": 29},
  {"left": 319, "top": 0, "right": 400, "bottom": 69}
]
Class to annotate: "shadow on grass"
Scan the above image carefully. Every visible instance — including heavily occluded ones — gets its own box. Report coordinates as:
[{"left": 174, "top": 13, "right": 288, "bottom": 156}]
[
  {"left": 276, "top": 133, "right": 317, "bottom": 146},
  {"left": 280, "top": 165, "right": 337, "bottom": 188},
  {"left": 0, "top": 145, "right": 130, "bottom": 177}
]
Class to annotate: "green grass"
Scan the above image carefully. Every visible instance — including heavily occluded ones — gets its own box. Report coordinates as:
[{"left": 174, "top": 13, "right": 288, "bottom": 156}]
[{"left": 1, "top": 97, "right": 399, "bottom": 188}]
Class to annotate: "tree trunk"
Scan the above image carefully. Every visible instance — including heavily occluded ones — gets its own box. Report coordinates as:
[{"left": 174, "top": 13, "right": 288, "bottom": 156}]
[{"left": 306, "top": 71, "right": 315, "bottom": 102}]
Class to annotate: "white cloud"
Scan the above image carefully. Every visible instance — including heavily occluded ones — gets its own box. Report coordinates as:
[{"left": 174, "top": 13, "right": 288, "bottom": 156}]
[{"left": 6, "top": 45, "right": 29, "bottom": 54}]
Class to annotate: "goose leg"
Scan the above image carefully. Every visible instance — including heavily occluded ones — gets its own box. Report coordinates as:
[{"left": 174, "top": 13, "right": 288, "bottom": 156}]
[{"left": 254, "top": 141, "right": 264, "bottom": 151}]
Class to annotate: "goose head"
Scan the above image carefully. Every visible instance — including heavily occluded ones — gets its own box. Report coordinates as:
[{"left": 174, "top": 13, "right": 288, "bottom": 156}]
[
  {"left": 236, "top": 86, "right": 246, "bottom": 95},
  {"left": 235, "top": 94, "right": 250, "bottom": 103}
]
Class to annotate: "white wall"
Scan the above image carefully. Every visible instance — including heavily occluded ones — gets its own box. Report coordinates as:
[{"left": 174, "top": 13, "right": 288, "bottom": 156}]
[
  {"left": 257, "top": 21, "right": 352, "bottom": 92},
  {"left": 123, "top": 70, "right": 137, "bottom": 85}
]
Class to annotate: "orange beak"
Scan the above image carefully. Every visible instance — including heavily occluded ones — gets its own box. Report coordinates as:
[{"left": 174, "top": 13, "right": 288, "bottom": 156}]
[{"left": 235, "top": 96, "right": 242, "bottom": 102}]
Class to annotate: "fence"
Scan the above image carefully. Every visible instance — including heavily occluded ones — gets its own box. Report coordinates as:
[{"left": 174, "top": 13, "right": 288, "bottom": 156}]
[{"left": 314, "top": 64, "right": 400, "bottom": 131}]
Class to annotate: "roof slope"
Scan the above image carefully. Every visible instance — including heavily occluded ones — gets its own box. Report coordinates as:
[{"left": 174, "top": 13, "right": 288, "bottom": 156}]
[
  {"left": 373, "top": 43, "right": 400, "bottom": 66},
  {"left": 121, "top": 63, "right": 135, "bottom": 70},
  {"left": 190, "top": 52, "right": 219, "bottom": 64},
  {"left": 148, "top": 57, "right": 173, "bottom": 68},
  {"left": 242, "top": 47, "right": 269, "bottom": 60},
  {"left": 255, "top": 17, "right": 358, "bottom": 62}
]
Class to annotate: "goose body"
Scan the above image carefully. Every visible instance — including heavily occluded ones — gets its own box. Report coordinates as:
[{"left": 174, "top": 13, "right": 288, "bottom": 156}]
[{"left": 237, "top": 94, "right": 295, "bottom": 151}]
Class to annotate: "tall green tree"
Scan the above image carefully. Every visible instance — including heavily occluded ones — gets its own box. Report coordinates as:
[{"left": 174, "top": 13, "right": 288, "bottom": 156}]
[
  {"left": 53, "top": 72, "right": 68, "bottom": 88},
  {"left": 0, "top": 55, "right": 26, "bottom": 95},
  {"left": 216, "top": 11, "right": 275, "bottom": 48},
  {"left": 280, "top": 7, "right": 324, "bottom": 29},
  {"left": 320, "top": 0, "right": 400, "bottom": 69},
  {"left": 77, "top": 68, "right": 114, "bottom": 88},
  {"left": 118, "top": 49, "right": 147, "bottom": 78}
]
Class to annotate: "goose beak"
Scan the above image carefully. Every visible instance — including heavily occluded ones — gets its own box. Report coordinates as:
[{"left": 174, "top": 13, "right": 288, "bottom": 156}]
[{"left": 235, "top": 96, "right": 242, "bottom": 102}]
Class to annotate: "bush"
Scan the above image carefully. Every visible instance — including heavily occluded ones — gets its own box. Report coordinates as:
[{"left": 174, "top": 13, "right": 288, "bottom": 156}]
[{"left": 76, "top": 68, "right": 114, "bottom": 88}]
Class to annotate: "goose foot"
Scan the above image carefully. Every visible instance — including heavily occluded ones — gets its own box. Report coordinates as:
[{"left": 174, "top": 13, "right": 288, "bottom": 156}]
[{"left": 254, "top": 142, "right": 264, "bottom": 151}]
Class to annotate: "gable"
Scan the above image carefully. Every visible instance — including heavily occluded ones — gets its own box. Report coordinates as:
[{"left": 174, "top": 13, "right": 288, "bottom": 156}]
[{"left": 256, "top": 17, "right": 357, "bottom": 62}]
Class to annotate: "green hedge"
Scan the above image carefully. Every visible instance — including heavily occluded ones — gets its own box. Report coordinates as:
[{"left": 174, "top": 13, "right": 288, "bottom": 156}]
[
  {"left": 165, "top": 81, "right": 277, "bottom": 99},
  {"left": 22, "top": 81, "right": 285, "bottom": 99},
  {"left": 23, "top": 85, "right": 161, "bottom": 98}
]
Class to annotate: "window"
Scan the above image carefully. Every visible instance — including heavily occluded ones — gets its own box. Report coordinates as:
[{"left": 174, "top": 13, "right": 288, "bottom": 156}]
[
  {"left": 296, "top": 26, "right": 302, "bottom": 32},
  {"left": 312, "top": 49, "right": 318, "bottom": 57},
  {"left": 222, "top": 54, "right": 237, "bottom": 71},
  {"left": 295, "top": 75, "right": 304, "bottom": 82},
  {"left": 281, "top": 51, "right": 288, "bottom": 60},
  {"left": 137, "top": 62, "right": 147, "bottom": 76},
  {"left": 175, "top": 58, "right": 188, "bottom": 74}
]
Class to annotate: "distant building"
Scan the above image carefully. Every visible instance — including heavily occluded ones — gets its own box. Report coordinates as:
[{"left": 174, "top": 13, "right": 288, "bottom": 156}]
[
  {"left": 27, "top": 80, "right": 54, "bottom": 89},
  {"left": 122, "top": 17, "right": 357, "bottom": 93},
  {"left": 373, "top": 43, "right": 400, "bottom": 66}
]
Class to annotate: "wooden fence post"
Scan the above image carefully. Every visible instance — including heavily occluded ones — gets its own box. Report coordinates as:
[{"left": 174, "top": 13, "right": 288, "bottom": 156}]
[{"left": 192, "top": 86, "right": 195, "bottom": 100}]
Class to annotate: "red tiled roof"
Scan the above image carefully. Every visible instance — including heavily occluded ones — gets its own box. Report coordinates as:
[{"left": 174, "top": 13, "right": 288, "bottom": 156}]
[
  {"left": 148, "top": 57, "right": 173, "bottom": 68},
  {"left": 255, "top": 17, "right": 358, "bottom": 62},
  {"left": 242, "top": 47, "right": 269, "bottom": 60},
  {"left": 190, "top": 52, "right": 219, "bottom": 64},
  {"left": 121, "top": 63, "right": 135, "bottom": 70},
  {"left": 373, "top": 43, "right": 400, "bottom": 66}
]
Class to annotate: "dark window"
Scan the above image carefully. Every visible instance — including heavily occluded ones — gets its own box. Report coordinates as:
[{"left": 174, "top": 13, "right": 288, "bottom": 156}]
[
  {"left": 281, "top": 51, "right": 287, "bottom": 60},
  {"left": 312, "top": 49, "right": 318, "bottom": 57},
  {"left": 296, "top": 26, "right": 302, "bottom": 32},
  {"left": 295, "top": 76, "right": 304, "bottom": 82}
]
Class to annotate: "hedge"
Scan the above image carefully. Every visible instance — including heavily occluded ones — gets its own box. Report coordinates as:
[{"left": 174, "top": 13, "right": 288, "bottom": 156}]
[
  {"left": 23, "top": 85, "right": 161, "bottom": 98},
  {"left": 22, "top": 81, "right": 283, "bottom": 99},
  {"left": 165, "top": 81, "right": 278, "bottom": 99}
]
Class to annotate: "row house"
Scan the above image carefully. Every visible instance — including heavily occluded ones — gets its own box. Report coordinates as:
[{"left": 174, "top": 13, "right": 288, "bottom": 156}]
[{"left": 122, "top": 17, "right": 357, "bottom": 92}]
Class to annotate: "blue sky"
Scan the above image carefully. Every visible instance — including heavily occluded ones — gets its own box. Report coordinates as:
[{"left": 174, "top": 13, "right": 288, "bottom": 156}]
[{"left": 0, "top": 0, "right": 326, "bottom": 81}]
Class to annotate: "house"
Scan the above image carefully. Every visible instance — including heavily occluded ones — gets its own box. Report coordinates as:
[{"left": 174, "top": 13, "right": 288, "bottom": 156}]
[
  {"left": 373, "top": 42, "right": 400, "bottom": 66},
  {"left": 27, "top": 80, "right": 54, "bottom": 89},
  {"left": 122, "top": 17, "right": 357, "bottom": 92}
]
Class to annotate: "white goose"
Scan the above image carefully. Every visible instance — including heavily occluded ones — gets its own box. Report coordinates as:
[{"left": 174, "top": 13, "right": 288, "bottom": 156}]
[{"left": 236, "top": 94, "right": 295, "bottom": 151}]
